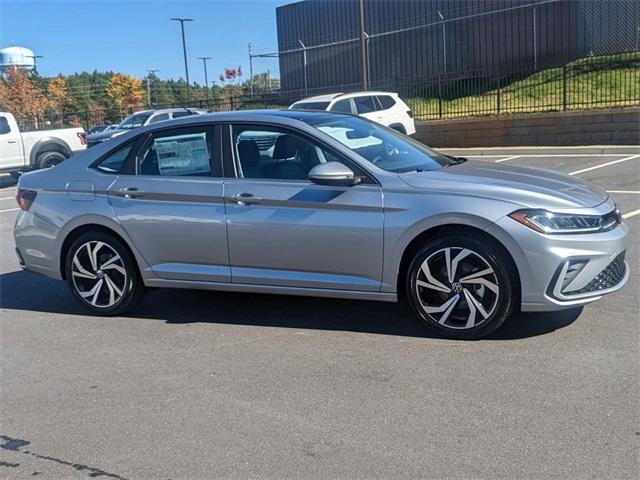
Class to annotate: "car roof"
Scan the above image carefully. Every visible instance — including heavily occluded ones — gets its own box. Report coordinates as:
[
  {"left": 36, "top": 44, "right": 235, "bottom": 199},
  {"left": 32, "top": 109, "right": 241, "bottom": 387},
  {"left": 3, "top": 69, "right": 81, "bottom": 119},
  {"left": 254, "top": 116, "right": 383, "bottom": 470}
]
[
  {"left": 293, "top": 93, "right": 344, "bottom": 103},
  {"left": 294, "top": 91, "right": 398, "bottom": 104},
  {"left": 178, "top": 109, "right": 344, "bottom": 123},
  {"left": 130, "top": 107, "right": 207, "bottom": 116}
]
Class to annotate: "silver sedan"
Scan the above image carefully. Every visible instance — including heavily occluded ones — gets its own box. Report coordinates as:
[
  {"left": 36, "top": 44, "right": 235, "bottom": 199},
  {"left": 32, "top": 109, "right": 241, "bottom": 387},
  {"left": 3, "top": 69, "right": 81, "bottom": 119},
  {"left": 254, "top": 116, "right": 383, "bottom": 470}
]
[{"left": 13, "top": 111, "right": 630, "bottom": 339}]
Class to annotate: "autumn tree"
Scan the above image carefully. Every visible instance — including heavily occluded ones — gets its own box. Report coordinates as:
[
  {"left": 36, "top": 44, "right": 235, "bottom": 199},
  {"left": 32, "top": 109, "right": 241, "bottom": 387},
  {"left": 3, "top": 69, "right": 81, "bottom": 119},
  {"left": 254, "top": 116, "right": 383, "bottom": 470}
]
[
  {"left": 47, "top": 76, "right": 70, "bottom": 117},
  {"left": 0, "top": 66, "right": 48, "bottom": 119},
  {"left": 105, "top": 73, "right": 144, "bottom": 112}
]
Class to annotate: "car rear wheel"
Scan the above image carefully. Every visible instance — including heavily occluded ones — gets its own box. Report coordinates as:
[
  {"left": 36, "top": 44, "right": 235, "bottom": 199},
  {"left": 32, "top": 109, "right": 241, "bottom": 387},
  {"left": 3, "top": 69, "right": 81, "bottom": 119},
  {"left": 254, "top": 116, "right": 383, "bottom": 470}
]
[
  {"left": 37, "top": 150, "right": 66, "bottom": 169},
  {"left": 406, "top": 235, "right": 514, "bottom": 339},
  {"left": 65, "top": 232, "right": 146, "bottom": 315}
]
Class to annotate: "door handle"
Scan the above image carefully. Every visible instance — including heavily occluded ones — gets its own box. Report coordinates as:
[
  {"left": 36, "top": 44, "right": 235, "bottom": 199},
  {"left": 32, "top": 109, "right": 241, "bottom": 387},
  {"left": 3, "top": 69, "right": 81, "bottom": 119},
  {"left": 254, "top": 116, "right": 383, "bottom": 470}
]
[
  {"left": 227, "top": 193, "right": 262, "bottom": 205},
  {"left": 117, "top": 187, "right": 146, "bottom": 199},
  {"left": 7, "top": 139, "right": 17, "bottom": 144}
]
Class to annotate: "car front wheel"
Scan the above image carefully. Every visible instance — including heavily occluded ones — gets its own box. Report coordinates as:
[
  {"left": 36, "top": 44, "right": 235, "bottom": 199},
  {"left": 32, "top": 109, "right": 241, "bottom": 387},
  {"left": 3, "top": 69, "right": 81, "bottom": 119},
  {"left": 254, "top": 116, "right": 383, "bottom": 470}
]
[
  {"left": 65, "top": 232, "right": 146, "bottom": 315},
  {"left": 406, "top": 235, "right": 514, "bottom": 339}
]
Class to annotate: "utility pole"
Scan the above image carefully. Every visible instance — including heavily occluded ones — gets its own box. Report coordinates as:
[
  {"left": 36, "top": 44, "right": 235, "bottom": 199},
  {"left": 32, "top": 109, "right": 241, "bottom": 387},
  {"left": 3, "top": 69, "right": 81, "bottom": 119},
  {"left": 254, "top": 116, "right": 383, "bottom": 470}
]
[
  {"left": 170, "top": 17, "right": 193, "bottom": 103},
  {"left": 146, "top": 69, "right": 160, "bottom": 107},
  {"left": 248, "top": 43, "right": 254, "bottom": 96},
  {"left": 27, "top": 55, "right": 43, "bottom": 74},
  {"left": 197, "top": 57, "right": 212, "bottom": 101},
  {"left": 437, "top": 11, "right": 447, "bottom": 73},
  {"left": 359, "top": 0, "right": 368, "bottom": 90}
]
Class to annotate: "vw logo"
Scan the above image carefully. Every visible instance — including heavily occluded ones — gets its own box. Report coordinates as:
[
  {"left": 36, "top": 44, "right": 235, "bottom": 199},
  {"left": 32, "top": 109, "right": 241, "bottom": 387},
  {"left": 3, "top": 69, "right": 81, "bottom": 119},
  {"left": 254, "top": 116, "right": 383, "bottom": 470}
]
[{"left": 451, "top": 282, "right": 463, "bottom": 293}]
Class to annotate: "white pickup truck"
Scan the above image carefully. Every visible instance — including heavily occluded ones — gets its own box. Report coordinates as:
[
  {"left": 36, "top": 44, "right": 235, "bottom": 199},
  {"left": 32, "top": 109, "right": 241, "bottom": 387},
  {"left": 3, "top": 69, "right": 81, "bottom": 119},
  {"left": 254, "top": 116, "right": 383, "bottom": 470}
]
[{"left": 0, "top": 111, "right": 87, "bottom": 179}]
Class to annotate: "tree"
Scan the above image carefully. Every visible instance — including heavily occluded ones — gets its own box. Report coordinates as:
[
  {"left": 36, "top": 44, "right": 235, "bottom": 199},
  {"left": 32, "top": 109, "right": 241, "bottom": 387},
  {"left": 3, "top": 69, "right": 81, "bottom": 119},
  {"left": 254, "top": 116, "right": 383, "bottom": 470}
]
[
  {"left": 0, "top": 66, "right": 48, "bottom": 120},
  {"left": 105, "top": 73, "right": 144, "bottom": 112},
  {"left": 47, "top": 76, "right": 70, "bottom": 116}
]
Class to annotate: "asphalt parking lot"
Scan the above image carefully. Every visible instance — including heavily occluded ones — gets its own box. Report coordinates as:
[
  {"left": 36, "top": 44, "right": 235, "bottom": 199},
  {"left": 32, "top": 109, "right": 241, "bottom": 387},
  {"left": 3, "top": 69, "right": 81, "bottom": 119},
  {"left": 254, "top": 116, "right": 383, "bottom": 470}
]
[{"left": 1, "top": 149, "right": 638, "bottom": 479}]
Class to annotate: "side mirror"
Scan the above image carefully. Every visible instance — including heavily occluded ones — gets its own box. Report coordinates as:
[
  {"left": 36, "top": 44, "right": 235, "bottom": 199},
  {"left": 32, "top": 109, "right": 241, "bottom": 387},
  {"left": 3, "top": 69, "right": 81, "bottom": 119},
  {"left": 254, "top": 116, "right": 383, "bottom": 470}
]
[{"left": 308, "top": 162, "right": 358, "bottom": 186}]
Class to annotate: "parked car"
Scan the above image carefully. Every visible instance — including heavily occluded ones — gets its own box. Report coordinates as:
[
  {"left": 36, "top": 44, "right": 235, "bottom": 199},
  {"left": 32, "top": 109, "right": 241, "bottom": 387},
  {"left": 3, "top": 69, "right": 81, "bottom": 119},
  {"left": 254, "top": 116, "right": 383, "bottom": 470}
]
[
  {"left": 290, "top": 91, "right": 416, "bottom": 135},
  {"left": 14, "top": 111, "right": 628, "bottom": 339},
  {"left": 0, "top": 112, "right": 87, "bottom": 180},
  {"left": 87, "top": 124, "right": 111, "bottom": 135},
  {"left": 87, "top": 108, "right": 206, "bottom": 147}
]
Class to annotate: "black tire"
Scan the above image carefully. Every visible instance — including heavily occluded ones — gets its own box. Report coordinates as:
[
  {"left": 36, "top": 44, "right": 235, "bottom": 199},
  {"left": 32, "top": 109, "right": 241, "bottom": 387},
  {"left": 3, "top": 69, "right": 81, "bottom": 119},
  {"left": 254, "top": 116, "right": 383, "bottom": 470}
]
[
  {"left": 405, "top": 234, "right": 514, "bottom": 340},
  {"left": 65, "top": 231, "right": 146, "bottom": 316},
  {"left": 9, "top": 171, "right": 21, "bottom": 181},
  {"left": 37, "top": 150, "right": 67, "bottom": 169}
]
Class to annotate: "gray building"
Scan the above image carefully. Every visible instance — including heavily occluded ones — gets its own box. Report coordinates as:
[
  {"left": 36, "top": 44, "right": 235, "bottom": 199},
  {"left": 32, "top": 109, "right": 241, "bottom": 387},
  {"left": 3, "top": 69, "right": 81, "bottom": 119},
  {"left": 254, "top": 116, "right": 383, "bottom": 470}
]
[{"left": 276, "top": 0, "right": 640, "bottom": 93}]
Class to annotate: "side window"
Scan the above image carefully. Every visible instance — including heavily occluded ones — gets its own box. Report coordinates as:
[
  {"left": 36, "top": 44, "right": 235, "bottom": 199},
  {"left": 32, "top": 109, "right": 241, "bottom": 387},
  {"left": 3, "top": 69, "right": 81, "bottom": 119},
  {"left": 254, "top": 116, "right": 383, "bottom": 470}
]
[
  {"left": 354, "top": 96, "right": 377, "bottom": 114},
  {"left": 138, "top": 127, "right": 214, "bottom": 177},
  {"left": 95, "top": 143, "right": 134, "bottom": 173},
  {"left": 232, "top": 125, "right": 347, "bottom": 181},
  {"left": 330, "top": 99, "right": 353, "bottom": 114},
  {"left": 172, "top": 111, "right": 191, "bottom": 119},
  {"left": 0, "top": 117, "right": 11, "bottom": 135},
  {"left": 377, "top": 95, "right": 396, "bottom": 110},
  {"left": 147, "top": 113, "right": 171, "bottom": 124}
]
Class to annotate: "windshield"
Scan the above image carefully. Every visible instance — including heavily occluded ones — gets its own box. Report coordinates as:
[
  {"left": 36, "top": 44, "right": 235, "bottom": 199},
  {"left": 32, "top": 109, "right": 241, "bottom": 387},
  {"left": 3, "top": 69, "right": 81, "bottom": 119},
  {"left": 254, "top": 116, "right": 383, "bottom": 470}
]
[
  {"left": 118, "top": 112, "right": 152, "bottom": 130},
  {"left": 291, "top": 101, "right": 330, "bottom": 111},
  {"left": 303, "top": 115, "right": 452, "bottom": 173}
]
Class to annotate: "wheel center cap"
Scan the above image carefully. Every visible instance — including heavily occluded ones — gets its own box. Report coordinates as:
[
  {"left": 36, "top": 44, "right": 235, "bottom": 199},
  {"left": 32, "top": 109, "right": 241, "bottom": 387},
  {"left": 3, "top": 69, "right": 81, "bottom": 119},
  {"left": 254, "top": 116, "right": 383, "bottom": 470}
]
[
  {"left": 451, "top": 282, "right": 463, "bottom": 293},
  {"left": 96, "top": 270, "right": 104, "bottom": 279}
]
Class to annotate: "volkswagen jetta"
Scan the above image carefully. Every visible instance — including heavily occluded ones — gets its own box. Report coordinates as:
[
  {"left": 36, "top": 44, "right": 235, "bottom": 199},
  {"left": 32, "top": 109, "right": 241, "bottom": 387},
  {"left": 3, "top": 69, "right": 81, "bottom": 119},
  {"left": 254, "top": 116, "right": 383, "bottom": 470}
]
[{"left": 13, "top": 111, "right": 630, "bottom": 339}]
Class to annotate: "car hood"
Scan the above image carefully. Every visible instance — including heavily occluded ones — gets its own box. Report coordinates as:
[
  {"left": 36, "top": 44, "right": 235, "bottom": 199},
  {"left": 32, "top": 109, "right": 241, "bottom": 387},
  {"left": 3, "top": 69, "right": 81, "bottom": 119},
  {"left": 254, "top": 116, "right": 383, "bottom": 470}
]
[
  {"left": 87, "top": 129, "right": 125, "bottom": 142},
  {"left": 399, "top": 160, "right": 609, "bottom": 210}
]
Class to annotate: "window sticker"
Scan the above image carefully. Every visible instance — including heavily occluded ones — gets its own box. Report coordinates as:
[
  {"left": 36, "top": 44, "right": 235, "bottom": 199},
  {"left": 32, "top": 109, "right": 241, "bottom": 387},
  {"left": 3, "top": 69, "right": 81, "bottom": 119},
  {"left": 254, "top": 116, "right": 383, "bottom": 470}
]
[{"left": 154, "top": 133, "right": 210, "bottom": 175}]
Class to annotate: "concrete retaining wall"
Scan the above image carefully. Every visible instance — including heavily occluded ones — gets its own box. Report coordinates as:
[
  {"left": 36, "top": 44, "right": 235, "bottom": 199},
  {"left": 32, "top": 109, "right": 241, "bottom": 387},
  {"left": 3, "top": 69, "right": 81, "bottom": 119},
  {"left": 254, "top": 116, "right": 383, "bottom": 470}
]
[{"left": 414, "top": 107, "right": 640, "bottom": 148}]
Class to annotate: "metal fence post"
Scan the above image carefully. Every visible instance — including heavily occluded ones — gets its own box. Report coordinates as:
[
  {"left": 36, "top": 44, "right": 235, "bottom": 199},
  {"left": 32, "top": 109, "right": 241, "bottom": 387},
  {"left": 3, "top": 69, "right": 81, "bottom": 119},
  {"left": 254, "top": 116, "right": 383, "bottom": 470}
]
[
  {"left": 496, "top": 75, "right": 501, "bottom": 115},
  {"left": 438, "top": 75, "right": 443, "bottom": 119},
  {"left": 562, "top": 65, "right": 568, "bottom": 111}
]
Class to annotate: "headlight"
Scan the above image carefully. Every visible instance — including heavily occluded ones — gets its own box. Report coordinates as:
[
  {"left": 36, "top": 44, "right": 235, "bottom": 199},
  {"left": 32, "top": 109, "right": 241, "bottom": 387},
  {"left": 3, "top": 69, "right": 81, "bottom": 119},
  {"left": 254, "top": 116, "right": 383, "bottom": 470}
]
[{"left": 509, "top": 208, "right": 620, "bottom": 234}]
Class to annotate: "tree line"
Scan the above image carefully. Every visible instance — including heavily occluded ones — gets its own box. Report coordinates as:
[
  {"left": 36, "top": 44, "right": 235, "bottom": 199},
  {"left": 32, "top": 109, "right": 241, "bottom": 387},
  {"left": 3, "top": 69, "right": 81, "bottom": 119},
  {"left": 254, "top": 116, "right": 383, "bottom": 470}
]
[{"left": 0, "top": 66, "right": 280, "bottom": 128}]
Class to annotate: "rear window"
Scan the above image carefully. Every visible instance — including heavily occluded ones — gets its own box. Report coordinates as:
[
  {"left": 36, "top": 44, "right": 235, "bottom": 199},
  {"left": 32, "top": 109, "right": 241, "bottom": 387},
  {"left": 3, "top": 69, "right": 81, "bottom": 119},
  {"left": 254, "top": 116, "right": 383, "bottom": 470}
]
[
  {"left": 290, "top": 102, "right": 330, "bottom": 111},
  {"left": 95, "top": 143, "right": 134, "bottom": 173},
  {"left": 377, "top": 95, "right": 396, "bottom": 109},
  {"left": 330, "top": 99, "right": 353, "bottom": 113},
  {"left": 354, "top": 96, "right": 377, "bottom": 114},
  {"left": 0, "top": 117, "right": 10, "bottom": 134}
]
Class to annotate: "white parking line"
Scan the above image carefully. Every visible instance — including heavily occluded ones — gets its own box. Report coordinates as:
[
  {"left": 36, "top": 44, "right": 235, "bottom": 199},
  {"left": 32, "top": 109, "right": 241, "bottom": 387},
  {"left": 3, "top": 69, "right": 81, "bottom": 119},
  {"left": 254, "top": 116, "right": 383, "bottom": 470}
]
[
  {"left": 607, "top": 190, "right": 640, "bottom": 194},
  {"left": 494, "top": 155, "right": 521, "bottom": 163},
  {"left": 569, "top": 155, "right": 640, "bottom": 176},
  {"left": 0, "top": 196, "right": 16, "bottom": 200},
  {"left": 622, "top": 209, "right": 640, "bottom": 219},
  {"left": 0, "top": 207, "right": 19, "bottom": 213}
]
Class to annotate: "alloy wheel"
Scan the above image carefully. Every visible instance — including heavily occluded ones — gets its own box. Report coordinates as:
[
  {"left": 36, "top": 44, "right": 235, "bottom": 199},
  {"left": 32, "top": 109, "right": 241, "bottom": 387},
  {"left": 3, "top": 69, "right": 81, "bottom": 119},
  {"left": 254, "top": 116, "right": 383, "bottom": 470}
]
[
  {"left": 415, "top": 247, "right": 500, "bottom": 330},
  {"left": 71, "top": 241, "right": 127, "bottom": 308}
]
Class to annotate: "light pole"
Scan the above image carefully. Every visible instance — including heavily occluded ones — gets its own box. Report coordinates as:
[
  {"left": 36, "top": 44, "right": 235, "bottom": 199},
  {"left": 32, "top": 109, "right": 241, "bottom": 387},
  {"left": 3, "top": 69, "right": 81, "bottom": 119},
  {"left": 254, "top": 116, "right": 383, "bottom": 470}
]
[
  {"left": 359, "top": 0, "right": 368, "bottom": 90},
  {"left": 198, "top": 57, "right": 212, "bottom": 102},
  {"left": 146, "top": 69, "right": 160, "bottom": 107},
  {"left": 170, "top": 17, "right": 193, "bottom": 103}
]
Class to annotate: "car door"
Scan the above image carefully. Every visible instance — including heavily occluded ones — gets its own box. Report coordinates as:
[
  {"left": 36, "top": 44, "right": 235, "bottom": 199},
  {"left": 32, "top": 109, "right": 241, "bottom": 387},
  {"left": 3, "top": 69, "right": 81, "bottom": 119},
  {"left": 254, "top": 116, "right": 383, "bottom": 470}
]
[
  {"left": 107, "top": 124, "right": 230, "bottom": 283},
  {"left": 222, "top": 123, "right": 384, "bottom": 292},
  {"left": 0, "top": 114, "right": 25, "bottom": 169}
]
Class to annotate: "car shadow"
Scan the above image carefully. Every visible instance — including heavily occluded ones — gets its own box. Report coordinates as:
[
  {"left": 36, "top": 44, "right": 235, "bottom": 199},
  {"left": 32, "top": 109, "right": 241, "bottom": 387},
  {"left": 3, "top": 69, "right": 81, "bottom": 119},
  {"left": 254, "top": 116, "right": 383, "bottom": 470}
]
[
  {"left": 0, "top": 270, "right": 583, "bottom": 341},
  {"left": 0, "top": 175, "right": 17, "bottom": 189}
]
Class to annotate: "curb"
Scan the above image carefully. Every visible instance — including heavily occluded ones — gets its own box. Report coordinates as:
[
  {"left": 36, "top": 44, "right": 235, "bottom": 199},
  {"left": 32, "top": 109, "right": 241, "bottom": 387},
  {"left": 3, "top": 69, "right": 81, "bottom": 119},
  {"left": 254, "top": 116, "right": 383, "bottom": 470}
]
[{"left": 436, "top": 145, "right": 640, "bottom": 156}]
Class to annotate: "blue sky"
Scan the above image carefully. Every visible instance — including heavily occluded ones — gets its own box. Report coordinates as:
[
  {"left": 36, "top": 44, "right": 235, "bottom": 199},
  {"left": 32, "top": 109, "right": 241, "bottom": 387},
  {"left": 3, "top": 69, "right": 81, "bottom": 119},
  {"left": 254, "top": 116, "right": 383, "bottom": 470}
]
[{"left": 0, "top": 0, "right": 289, "bottom": 83}]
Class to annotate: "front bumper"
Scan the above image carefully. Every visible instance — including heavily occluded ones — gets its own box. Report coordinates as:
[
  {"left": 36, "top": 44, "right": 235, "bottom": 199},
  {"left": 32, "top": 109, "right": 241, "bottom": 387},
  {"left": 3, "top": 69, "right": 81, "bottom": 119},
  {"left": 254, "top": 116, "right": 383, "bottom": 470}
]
[{"left": 487, "top": 211, "right": 630, "bottom": 312}]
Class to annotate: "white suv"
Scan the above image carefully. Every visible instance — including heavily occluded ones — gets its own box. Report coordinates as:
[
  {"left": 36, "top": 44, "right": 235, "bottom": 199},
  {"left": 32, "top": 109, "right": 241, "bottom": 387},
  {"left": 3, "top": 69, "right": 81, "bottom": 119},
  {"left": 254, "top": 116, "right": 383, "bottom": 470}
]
[{"left": 290, "top": 91, "right": 416, "bottom": 135}]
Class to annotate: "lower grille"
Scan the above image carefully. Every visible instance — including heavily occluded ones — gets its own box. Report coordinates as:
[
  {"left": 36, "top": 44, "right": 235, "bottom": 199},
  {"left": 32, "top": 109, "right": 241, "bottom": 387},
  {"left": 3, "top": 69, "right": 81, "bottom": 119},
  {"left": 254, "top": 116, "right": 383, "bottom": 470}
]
[{"left": 566, "top": 251, "right": 626, "bottom": 295}]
